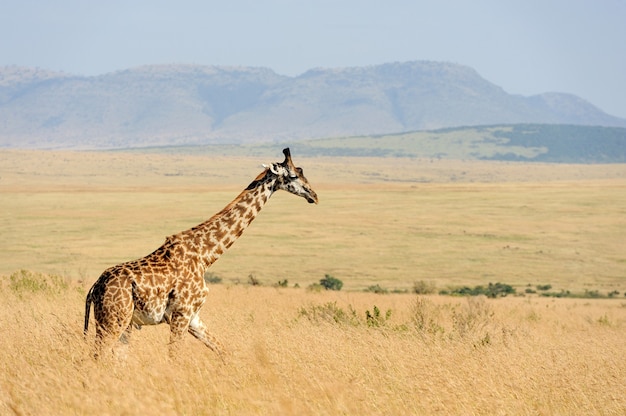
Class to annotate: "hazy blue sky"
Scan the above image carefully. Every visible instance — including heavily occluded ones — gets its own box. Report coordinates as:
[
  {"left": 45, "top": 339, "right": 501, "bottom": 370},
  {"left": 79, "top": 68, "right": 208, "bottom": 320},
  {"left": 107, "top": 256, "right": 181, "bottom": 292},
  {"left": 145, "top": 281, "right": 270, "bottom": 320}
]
[{"left": 2, "top": 0, "right": 625, "bottom": 118}]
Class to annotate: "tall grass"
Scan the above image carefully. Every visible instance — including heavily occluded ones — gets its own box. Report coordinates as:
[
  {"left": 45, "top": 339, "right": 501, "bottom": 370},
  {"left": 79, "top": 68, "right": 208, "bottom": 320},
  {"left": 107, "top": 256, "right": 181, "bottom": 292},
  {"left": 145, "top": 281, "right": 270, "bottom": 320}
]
[{"left": 1, "top": 273, "right": 625, "bottom": 415}]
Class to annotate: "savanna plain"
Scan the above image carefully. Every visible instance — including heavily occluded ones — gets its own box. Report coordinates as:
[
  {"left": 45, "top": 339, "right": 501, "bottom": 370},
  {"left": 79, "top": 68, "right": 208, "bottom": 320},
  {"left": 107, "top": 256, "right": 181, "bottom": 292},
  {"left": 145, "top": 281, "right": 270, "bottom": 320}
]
[{"left": 1, "top": 150, "right": 625, "bottom": 415}]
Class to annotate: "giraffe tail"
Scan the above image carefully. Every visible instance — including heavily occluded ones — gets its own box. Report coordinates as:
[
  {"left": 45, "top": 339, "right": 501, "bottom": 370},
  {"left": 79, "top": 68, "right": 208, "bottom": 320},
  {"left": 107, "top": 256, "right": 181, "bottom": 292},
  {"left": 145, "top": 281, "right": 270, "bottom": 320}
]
[{"left": 84, "top": 285, "right": 94, "bottom": 337}]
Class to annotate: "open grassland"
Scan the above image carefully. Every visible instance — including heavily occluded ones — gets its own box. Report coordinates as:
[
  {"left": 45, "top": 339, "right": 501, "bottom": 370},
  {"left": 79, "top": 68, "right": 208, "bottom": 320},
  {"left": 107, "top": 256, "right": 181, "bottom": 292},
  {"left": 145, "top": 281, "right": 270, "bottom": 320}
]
[
  {"left": 1, "top": 272, "right": 626, "bottom": 415},
  {"left": 1, "top": 150, "right": 626, "bottom": 414},
  {"left": 1, "top": 150, "right": 625, "bottom": 293}
]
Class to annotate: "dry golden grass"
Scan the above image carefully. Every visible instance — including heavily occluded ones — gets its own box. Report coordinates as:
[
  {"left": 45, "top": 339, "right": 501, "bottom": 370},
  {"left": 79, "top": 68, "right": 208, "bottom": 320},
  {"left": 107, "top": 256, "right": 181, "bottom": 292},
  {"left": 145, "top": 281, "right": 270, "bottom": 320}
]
[
  {"left": 1, "top": 150, "right": 626, "bottom": 414},
  {"left": 1, "top": 272, "right": 625, "bottom": 415}
]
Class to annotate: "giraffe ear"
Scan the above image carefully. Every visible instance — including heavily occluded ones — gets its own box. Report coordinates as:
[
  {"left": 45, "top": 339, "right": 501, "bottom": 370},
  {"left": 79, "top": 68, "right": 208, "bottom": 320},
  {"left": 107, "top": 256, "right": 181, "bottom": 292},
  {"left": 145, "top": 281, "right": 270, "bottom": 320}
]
[{"left": 269, "top": 163, "right": 285, "bottom": 176}]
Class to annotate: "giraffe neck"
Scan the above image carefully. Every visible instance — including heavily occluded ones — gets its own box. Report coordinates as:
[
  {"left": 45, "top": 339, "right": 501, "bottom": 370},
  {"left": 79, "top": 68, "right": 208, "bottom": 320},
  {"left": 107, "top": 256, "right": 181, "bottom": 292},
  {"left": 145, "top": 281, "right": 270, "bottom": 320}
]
[{"left": 174, "top": 170, "right": 276, "bottom": 271}]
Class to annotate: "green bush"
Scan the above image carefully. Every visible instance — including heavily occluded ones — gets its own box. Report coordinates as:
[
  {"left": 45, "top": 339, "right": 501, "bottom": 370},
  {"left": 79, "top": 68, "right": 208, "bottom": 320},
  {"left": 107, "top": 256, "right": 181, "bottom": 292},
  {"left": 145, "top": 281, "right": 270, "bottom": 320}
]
[
  {"left": 319, "top": 274, "right": 343, "bottom": 291},
  {"left": 539, "top": 288, "right": 622, "bottom": 299},
  {"left": 365, "top": 305, "right": 392, "bottom": 327},
  {"left": 540, "top": 290, "right": 571, "bottom": 298},
  {"left": 584, "top": 289, "right": 601, "bottom": 298},
  {"left": 445, "top": 282, "right": 516, "bottom": 298},
  {"left": 484, "top": 282, "right": 515, "bottom": 298}
]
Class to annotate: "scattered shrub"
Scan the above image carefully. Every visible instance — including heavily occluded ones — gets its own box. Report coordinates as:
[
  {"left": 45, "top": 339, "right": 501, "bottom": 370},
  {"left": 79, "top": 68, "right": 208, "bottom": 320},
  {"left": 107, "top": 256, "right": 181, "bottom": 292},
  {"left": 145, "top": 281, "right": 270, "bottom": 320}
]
[
  {"left": 526, "top": 310, "right": 541, "bottom": 322},
  {"left": 306, "top": 283, "right": 324, "bottom": 293},
  {"left": 365, "top": 284, "right": 388, "bottom": 294},
  {"left": 474, "top": 332, "right": 492, "bottom": 348},
  {"left": 365, "top": 306, "right": 392, "bottom": 327},
  {"left": 484, "top": 282, "right": 515, "bottom": 298},
  {"left": 203, "top": 272, "right": 222, "bottom": 284},
  {"left": 410, "top": 296, "right": 497, "bottom": 342},
  {"left": 413, "top": 280, "right": 436, "bottom": 295},
  {"left": 541, "top": 289, "right": 571, "bottom": 298},
  {"left": 597, "top": 313, "right": 612, "bottom": 326},
  {"left": 539, "top": 288, "right": 624, "bottom": 299},
  {"left": 444, "top": 282, "right": 516, "bottom": 298},
  {"left": 275, "top": 279, "right": 289, "bottom": 288},
  {"left": 536, "top": 284, "right": 552, "bottom": 291},
  {"left": 452, "top": 296, "right": 494, "bottom": 337},
  {"left": 319, "top": 274, "right": 343, "bottom": 291},
  {"left": 298, "top": 302, "right": 358, "bottom": 325},
  {"left": 297, "top": 295, "right": 504, "bottom": 344},
  {"left": 247, "top": 274, "right": 262, "bottom": 286},
  {"left": 8, "top": 270, "right": 68, "bottom": 297},
  {"left": 298, "top": 302, "right": 399, "bottom": 329},
  {"left": 411, "top": 297, "right": 445, "bottom": 336}
]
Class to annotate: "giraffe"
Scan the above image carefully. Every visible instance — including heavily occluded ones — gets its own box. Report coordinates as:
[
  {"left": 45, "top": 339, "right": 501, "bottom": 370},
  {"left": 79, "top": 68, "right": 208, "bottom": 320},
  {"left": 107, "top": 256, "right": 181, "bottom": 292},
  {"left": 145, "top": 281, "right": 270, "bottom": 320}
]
[{"left": 84, "top": 148, "right": 318, "bottom": 360}]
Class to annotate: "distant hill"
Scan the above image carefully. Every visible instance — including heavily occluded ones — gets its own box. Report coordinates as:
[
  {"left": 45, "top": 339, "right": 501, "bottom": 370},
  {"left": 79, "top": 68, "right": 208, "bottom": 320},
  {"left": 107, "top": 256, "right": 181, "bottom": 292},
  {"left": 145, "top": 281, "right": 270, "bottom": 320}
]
[
  {"left": 129, "top": 124, "right": 626, "bottom": 164},
  {"left": 1, "top": 62, "right": 625, "bottom": 150},
  {"left": 284, "top": 124, "right": 626, "bottom": 163}
]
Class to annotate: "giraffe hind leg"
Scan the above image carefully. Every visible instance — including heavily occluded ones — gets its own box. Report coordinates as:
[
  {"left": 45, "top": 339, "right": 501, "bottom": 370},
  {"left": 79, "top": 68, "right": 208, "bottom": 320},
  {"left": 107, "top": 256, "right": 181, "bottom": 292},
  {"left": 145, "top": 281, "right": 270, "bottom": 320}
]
[
  {"left": 93, "top": 317, "right": 133, "bottom": 360},
  {"left": 92, "top": 295, "right": 134, "bottom": 358}
]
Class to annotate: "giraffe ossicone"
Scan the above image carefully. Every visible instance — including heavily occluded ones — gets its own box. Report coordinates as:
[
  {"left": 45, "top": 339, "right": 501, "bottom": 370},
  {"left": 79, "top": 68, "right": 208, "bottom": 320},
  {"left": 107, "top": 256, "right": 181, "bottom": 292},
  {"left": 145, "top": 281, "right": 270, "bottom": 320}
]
[{"left": 84, "top": 148, "right": 318, "bottom": 360}]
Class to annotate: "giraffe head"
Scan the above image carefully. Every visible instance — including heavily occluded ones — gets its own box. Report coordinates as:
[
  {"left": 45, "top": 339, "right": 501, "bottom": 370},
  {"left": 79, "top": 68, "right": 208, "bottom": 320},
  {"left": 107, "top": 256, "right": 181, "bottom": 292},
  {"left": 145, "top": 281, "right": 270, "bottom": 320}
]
[{"left": 268, "top": 148, "right": 319, "bottom": 204}]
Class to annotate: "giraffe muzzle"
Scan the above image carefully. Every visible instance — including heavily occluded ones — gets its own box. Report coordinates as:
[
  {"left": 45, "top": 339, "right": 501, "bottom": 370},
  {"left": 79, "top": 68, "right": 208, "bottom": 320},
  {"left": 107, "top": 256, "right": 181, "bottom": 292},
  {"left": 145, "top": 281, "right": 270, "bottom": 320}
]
[{"left": 306, "top": 191, "right": 319, "bottom": 204}]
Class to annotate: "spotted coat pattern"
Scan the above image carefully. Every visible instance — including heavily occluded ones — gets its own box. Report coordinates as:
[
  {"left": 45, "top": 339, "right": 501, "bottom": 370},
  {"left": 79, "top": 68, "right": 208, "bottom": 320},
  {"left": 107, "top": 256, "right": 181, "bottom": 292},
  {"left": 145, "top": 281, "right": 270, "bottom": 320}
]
[{"left": 84, "top": 148, "right": 318, "bottom": 359}]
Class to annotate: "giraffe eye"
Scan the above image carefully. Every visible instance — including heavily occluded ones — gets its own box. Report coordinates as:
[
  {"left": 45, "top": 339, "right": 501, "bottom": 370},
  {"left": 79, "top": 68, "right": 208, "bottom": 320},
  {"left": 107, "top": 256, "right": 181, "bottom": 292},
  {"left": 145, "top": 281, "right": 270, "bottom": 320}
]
[{"left": 289, "top": 167, "right": 303, "bottom": 179}]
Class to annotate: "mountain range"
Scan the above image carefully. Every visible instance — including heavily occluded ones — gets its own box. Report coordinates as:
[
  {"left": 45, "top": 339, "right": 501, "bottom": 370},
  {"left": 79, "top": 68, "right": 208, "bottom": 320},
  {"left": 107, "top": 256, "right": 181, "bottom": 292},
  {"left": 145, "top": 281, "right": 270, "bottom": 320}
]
[{"left": 1, "top": 61, "right": 625, "bottom": 150}]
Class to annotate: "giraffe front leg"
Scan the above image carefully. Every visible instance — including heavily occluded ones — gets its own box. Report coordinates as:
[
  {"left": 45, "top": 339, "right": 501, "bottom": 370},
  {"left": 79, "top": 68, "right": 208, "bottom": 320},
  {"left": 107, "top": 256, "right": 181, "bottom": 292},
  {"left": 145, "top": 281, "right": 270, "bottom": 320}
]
[
  {"left": 167, "top": 309, "right": 192, "bottom": 359},
  {"left": 188, "top": 314, "right": 227, "bottom": 362},
  {"left": 168, "top": 309, "right": 226, "bottom": 362}
]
